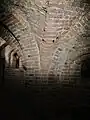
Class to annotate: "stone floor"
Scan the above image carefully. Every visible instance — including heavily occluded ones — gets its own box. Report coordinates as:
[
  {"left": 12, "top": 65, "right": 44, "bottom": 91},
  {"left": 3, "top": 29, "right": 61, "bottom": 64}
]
[{"left": 0, "top": 78, "right": 90, "bottom": 120}]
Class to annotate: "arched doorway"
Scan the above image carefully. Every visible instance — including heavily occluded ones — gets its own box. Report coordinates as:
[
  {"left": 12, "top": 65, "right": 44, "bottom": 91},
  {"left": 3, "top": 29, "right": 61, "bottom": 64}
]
[
  {"left": 12, "top": 52, "right": 19, "bottom": 68},
  {"left": 81, "top": 57, "right": 90, "bottom": 82}
]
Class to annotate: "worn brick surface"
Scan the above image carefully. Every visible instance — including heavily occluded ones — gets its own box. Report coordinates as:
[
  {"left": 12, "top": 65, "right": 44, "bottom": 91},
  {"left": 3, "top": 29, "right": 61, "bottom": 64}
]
[{"left": 0, "top": 0, "right": 90, "bottom": 87}]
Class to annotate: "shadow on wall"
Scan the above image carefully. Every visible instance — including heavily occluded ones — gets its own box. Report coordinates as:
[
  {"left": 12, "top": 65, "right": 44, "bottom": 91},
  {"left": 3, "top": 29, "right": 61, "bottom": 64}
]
[
  {"left": 81, "top": 57, "right": 90, "bottom": 83},
  {"left": 0, "top": 48, "right": 5, "bottom": 87},
  {"left": 83, "top": 0, "right": 90, "bottom": 4},
  {"left": 70, "top": 57, "right": 90, "bottom": 86}
]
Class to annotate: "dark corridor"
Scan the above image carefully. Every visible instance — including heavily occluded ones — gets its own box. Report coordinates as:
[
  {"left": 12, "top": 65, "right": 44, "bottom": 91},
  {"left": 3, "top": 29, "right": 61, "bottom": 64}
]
[{"left": 81, "top": 58, "right": 90, "bottom": 81}]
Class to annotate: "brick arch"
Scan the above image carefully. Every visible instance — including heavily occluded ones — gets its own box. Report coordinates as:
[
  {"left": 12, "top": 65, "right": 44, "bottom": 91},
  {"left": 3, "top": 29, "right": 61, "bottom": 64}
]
[
  {"left": 8, "top": 49, "right": 21, "bottom": 67},
  {"left": 0, "top": 20, "right": 24, "bottom": 64},
  {"left": 48, "top": 1, "right": 89, "bottom": 76},
  {"left": 65, "top": 46, "right": 90, "bottom": 65},
  {"left": 0, "top": 11, "right": 40, "bottom": 71},
  {"left": 10, "top": 50, "right": 20, "bottom": 68},
  {"left": 48, "top": 43, "right": 69, "bottom": 75},
  {"left": 48, "top": 42, "right": 90, "bottom": 79},
  {"left": 8, "top": 49, "right": 15, "bottom": 67},
  {"left": 61, "top": 52, "right": 90, "bottom": 85},
  {"left": 39, "top": 0, "right": 89, "bottom": 74},
  {"left": 59, "top": 46, "right": 90, "bottom": 84}
]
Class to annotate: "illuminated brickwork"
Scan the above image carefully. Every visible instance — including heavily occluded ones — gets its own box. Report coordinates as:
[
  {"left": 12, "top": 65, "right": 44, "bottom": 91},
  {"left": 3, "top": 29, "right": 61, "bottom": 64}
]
[{"left": 0, "top": 0, "right": 90, "bottom": 87}]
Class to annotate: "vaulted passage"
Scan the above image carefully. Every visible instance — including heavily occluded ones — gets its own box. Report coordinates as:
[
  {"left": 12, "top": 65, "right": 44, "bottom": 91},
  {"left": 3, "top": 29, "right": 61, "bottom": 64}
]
[
  {"left": 0, "top": 0, "right": 90, "bottom": 119},
  {"left": 0, "top": 0, "right": 89, "bottom": 87}
]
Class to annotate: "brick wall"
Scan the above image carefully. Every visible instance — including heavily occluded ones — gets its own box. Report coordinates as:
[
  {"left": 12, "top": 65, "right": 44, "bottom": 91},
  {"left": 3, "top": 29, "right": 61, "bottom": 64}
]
[{"left": 0, "top": 0, "right": 89, "bottom": 87}]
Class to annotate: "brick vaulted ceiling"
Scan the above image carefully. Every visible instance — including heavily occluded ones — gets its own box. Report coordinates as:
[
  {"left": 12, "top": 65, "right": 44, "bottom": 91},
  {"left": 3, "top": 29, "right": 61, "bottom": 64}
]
[{"left": 0, "top": 0, "right": 90, "bottom": 75}]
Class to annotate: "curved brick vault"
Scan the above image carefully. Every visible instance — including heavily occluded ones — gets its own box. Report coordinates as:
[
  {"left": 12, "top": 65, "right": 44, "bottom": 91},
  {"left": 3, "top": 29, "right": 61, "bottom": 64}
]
[{"left": 0, "top": 0, "right": 90, "bottom": 85}]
